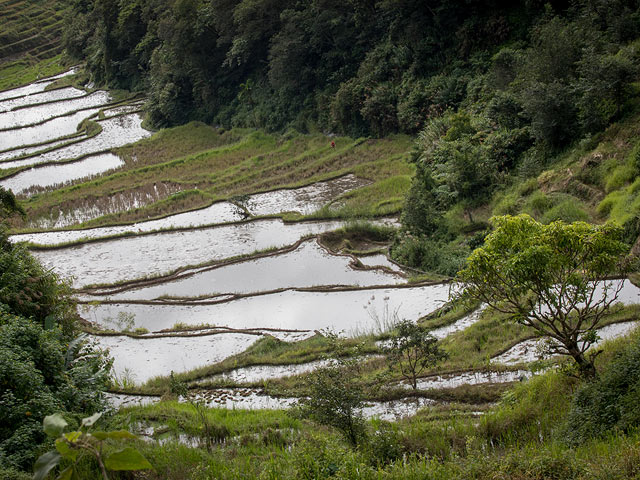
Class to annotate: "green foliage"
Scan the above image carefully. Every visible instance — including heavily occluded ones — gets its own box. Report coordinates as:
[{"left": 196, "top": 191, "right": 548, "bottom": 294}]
[
  {"left": 565, "top": 330, "right": 640, "bottom": 444},
  {"left": 539, "top": 199, "right": 589, "bottom": 224},
  {"left": 391, "top": 235, "right": 469, "bottom": 277},
  {"left": 384, "top": 320, "right": 448, "bottom": 389},
  {"left": 34, "top": 412, "right": 152, "bottom": 480},
  {"left": 0, "top": 314, "right": 111, "bottom": 470},
  {"left": 297, "top": 336, "right": 369, "bottom": 446},
  {"left": 457, "top": 214, "right": 633, "bottom": 376},
  {"left": 0, "top": 230, "right": 74, "bottom": 331}
]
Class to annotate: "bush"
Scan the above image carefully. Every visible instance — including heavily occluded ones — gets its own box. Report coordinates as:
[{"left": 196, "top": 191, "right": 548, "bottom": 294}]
[
  {"left": 297, "top": 339, "right": 369, "bottom": 447},
  {"left": 0, "top": 313, "right": 110, "bottom": 470},
  {"left": 540, "top": 199, "right": 589, "bottom": 224},
  {"left": 0, "top": 230, "right": 74, "bottom": 333},
  {"left": 524, "top": 190, "right": 553, "bottom": 218},
  {"left": 363, "top": 422, "right": 404, "bottom": 467},
  {"left": 565, "top": 330, "right": 640, "bottom": 444},
  {"left": 391, "top": 236, "right": 469, "bottom": 276}
]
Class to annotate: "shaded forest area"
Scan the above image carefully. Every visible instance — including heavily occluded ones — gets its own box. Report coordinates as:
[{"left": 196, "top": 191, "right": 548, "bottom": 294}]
[{"left": 63, "top": 0, "right": 634, "bottom": 135}]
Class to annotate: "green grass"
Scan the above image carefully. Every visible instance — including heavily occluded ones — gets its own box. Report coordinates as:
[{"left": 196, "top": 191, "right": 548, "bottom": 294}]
[
  {"left": 0, "top": 0, "right": 70, "bottom": 89},
  {"left": 83, "top": 325, "right": 640, "bottom": 479},
  {"left": 15, "top": 126, "right": 413, "bottom": 230},
  {"left": 0, "top": 54, "right": 68, "bottom": 92}
]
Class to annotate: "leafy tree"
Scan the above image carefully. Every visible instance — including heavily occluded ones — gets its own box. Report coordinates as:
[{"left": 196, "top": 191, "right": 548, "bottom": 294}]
[
  {"left": 455, "top": 215, "right": 632, "bottom": 377},
  {"left": 384, "top": 320, "right": 448, "bottom": 390},
  {"left": 576, "top": 49, "right": 636, "bottom": 133}
]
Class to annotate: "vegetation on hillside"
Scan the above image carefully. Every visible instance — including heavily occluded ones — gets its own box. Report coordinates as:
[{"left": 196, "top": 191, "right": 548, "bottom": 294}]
[
  {"left": 0, "top": 189, "right": 111, "bottom": 476},
  {"left": 0, "top": 0, "right": 71, "bottom": 91}
]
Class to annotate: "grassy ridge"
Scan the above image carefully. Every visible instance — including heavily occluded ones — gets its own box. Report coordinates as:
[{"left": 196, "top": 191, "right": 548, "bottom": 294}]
[
  {"left": 0, "top": 0, "right": 70, "bottom": 91},
  {"left": 16, "top": 125, "right": 413, "bottom": 229}
]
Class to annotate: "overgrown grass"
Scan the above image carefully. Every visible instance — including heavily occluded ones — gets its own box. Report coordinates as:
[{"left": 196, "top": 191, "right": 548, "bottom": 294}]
[{"left": 15, "top": 127, "right": 413, "bottom": 230}]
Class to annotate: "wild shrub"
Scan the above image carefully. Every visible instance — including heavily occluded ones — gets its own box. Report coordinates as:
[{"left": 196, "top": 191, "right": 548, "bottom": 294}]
[
  {"left": 565, "top": 330, "right": 640, "bottom": 444},
  {"left": 0, "top": 314, "right": 110, "bottom": 470},
  {"left": 391, "top": 236, "right": 468, "bottom": 276},
  {"left": 540, "top": 199, "right": 589, "bottom": 224}
]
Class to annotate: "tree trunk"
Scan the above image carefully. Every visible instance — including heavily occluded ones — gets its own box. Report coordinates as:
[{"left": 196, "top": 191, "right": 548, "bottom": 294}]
[{"left": 568, "top": 346, "right": 596, "bottom": 378}]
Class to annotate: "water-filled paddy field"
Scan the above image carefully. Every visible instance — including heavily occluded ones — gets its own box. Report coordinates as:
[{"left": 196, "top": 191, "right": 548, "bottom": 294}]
[{"left": 3, "top": 73, "right": 640, "bottom": 418}]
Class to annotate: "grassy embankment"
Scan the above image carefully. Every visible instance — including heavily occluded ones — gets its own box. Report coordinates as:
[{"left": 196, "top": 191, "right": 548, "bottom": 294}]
[
  {"left": 436, "top": 99, "right": 640, "bottom": 255},
  {"left": 45, "top": 326, "right": 640, "bottom": 480},
  {"left": 12, "top": 123, "right": 414, "bottom": 232}
]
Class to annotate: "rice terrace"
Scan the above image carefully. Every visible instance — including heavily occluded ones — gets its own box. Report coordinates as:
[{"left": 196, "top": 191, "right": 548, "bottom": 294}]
[{"left": 2, "top": 1, "right": 640, "bottom": 479}]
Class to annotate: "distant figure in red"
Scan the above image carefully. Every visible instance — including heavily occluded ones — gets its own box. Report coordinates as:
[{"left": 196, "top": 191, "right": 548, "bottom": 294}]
[{"left": 331, "top": 141, "right": 335, "bottom": 148}]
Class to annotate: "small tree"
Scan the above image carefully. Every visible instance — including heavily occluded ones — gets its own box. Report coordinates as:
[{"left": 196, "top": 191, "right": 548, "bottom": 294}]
[
  {"left": 384, "top": 320, "right": 448, "bottom": 390},
  {"left": 298, "top": 336, "right": 367, "bottom": 446},
  {"left": 455, "top": 215, "right": 632, "bottom": 377}
]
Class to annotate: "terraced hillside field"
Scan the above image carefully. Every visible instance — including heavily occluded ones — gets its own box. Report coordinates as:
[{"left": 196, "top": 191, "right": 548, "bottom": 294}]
[{"left": 0, "top": 0, "right": 69, "bottom": 89}]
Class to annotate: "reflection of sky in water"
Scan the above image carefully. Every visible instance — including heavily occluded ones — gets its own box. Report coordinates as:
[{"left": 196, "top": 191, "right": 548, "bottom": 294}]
[
  {"left": 93, "top": 240, "right": 403, "bottom": 300},
  {"left": 82, "top": 283, "right": 450, "bottom": 333},
  {"left": 12, "top": 175, "right": 369, "bottom": 245},
  {"left": 1, "top": 113, "right": 150, "bottom": 169},
  {"left": 12, "top": 201, "right": 243, "bottom": 244},
  {"left": 0, "top": 86, "right": 85, "bottom": 113},
  {"left": 95, "top": 333, "right": 259, "bottom": 384},
  {"left": 0, "top": 153, "right": 124, "bottom": 194},
  {"left": 0, "top": 91, "right": 110, "bottom": 129},
  {"left": 0, "top": 108, "right": 100, "bottom": 151},
  {"left": 33, "top": 219, "right": 348, "bottom": 286}
]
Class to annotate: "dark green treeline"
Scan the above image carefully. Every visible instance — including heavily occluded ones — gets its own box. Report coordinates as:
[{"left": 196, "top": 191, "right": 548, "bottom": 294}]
[{"left": 63, "top": 0, "right": 589, "bottom": 134}]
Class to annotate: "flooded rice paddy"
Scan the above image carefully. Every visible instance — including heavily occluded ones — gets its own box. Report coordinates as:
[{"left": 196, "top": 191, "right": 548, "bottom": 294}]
[
  {"left": 83, "top": 284, "right": 449, "bottom": 333},
  {"left": 31, "top": 219, "right": 351, "bottom": 286},
  {"left": 1, "top": 113, "right": 150, "bottom": 169},
  {"left": 0, "top": 68, "right": 77, "bottom": 102},
  {"left": 97, "top": 333, "right": 260, "bottom": 384},
  {"left": 1, "top": 152, "right": 125, "bottom": 194},
  {"left": 5, "top": 74, "right": 640, "bottom": 415},
  {"left": 0, "top": 90, "right": 111, "bottom": 129},
  {"left": 82, "top": 239, "right": 404, "bottom": 300},
  {"left": 28, "top": 183, "right": 186, "bottom": 229},
  {"left": 245, "top": 175, "right": 371, "bottom": 216},
  {"left": 0, "top": 86, "right": 85, "bottom": 113},
  {"left": 0, "top": 137, "right": 80, "bottom": 162},
  {"left": 12, "top": 174, "right": 369, "bottom": 244},
  {"left": 0, "top": 108, "right": 101, "bottom": 151}
]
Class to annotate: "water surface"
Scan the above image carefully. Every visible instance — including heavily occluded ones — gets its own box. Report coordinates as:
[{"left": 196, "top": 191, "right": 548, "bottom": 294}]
[
  {"left": 1, "top": 113, "right": 150, "bottom": 169},
  {"left": 0, "top": 108, "right": 100, "bottom": 150},
  {"left": 1, "top": 153, "right": 124, "bottom": 194},
  {"left": 0, "top": 91, "right": 111, "bottom": 129},
  {"left": 82, "top": 283, "right": 450, "bottom": 333},
  {"left": 33, "top": 219, "right": 348, "bottom": 286},
  {"left": 0, "top": 86, "right": 85, "bottom": 113},
  {"left": 88, "top": 240, "right": 404, "bottom": 300},
  {"left": 95, "top": 333, "right": 260, "bottom": 384}
]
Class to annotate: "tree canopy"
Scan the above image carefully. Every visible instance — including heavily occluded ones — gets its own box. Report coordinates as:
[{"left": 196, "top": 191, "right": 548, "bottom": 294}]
[{"left": 455, "top": 214, "right": 632, "bottom": 376}]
